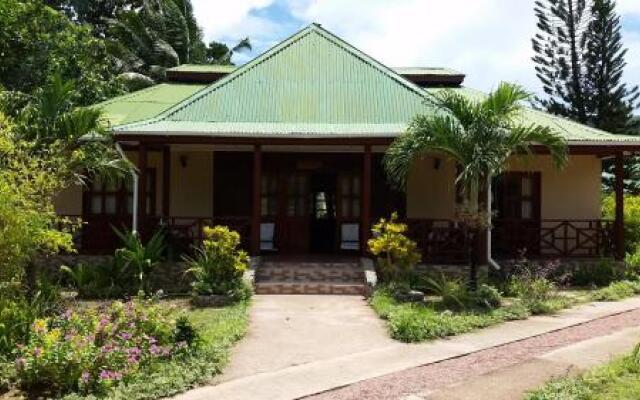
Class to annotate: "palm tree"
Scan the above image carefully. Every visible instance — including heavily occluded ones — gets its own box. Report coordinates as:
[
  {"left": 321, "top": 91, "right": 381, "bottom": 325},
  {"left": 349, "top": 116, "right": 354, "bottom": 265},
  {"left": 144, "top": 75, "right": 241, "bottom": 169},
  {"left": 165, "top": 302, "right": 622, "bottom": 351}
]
[
  {"left": 384, "top": 82, "right": 569, "bottom": 288},
  {"left": 205, "top": 38, "right": 252, "bottom": 65}
]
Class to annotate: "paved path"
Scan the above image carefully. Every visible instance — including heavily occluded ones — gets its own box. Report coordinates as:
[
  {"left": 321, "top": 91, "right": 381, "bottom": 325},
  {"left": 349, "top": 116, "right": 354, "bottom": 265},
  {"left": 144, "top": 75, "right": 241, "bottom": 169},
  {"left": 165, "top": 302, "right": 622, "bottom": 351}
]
[
  {"left": 310, "top": 308, "right": 640, "bottom": 400},
  {"left": 175, "top": 296, "right": 640, "bottom": 400},
  {"left": 215, "top": 295, "right": 395, "bottom": 382}
]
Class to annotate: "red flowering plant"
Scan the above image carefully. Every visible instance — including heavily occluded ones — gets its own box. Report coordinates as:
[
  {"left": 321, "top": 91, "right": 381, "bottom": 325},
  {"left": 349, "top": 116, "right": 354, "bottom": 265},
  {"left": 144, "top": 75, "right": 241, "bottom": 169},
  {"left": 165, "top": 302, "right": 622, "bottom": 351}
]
[{"left": 14, "top": 299, "right": 194, "bottom": 396}]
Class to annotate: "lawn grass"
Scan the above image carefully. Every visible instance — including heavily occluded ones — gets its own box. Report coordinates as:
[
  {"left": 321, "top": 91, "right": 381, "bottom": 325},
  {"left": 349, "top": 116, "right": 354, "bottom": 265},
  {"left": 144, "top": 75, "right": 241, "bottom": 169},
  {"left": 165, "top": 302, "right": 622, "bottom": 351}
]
[
  {"left": 370, "top": 288, "right": 577, "bottom": 343},
  {"left": 525, "top": 346, "right": 640, "bottom": 400},
  {"left": 1, "top": 300, "right": 250, "bottom": 400}
]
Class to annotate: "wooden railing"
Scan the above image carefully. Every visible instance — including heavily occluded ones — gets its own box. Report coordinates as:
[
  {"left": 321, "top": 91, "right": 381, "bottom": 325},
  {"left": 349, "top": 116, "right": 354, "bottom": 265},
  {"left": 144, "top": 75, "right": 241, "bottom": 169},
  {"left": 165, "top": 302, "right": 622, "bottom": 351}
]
[
  {"left": 405, "top": 218, "right": 615, "bottom": 264},
  {"left": 405, "top": 219, "right": 469, "bottom": 264},
  {"left": 492, "top": 219, "right": 615, "bottom": 258}
]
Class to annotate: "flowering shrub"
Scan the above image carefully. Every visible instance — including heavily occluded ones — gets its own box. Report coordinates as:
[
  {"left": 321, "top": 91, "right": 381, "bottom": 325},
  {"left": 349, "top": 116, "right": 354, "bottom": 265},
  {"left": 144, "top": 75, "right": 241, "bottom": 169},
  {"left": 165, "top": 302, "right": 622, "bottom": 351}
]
[
  {"left": 368, "top": 213, "right": 421, "bottom": 284},
  {"left": 14, "top": 299, "right": 191, "bottom": 396},
  {"left": 184, "top": 226, "right": 251, "bottom": 300}
]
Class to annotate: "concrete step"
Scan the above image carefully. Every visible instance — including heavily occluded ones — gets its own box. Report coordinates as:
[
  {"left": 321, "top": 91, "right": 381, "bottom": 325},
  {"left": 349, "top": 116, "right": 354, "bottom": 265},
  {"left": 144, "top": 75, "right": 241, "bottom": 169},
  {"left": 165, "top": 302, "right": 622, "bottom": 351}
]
[{"left": 254, "top": 282, "right": 365, "bottom": 295}]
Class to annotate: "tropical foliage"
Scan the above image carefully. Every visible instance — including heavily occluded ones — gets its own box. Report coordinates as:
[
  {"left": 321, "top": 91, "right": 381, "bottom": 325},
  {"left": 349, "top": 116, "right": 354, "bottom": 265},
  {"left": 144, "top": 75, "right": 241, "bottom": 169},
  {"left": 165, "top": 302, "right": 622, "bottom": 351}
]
[
  {"left": 384, "top": 82, "right": 568, "bottom": 285},
  {"left": 184, "top": 226, "right": 251, "bottom": 301},
  {"left": 368, "top": 213, "right": 421, "bottom": 284},
  {"left": 114, "top": 228, "right": 166, "bottom": 295},
  {"left": 0, "top": 0, "right": 123, "bottom": 108}
]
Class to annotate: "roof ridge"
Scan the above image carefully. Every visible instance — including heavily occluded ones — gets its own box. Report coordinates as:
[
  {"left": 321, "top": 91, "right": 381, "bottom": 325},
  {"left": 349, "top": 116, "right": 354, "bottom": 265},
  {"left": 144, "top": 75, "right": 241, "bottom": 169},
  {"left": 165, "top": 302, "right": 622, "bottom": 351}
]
[{"left": 307, "top": 24, "right": 438, "bottom": 104}]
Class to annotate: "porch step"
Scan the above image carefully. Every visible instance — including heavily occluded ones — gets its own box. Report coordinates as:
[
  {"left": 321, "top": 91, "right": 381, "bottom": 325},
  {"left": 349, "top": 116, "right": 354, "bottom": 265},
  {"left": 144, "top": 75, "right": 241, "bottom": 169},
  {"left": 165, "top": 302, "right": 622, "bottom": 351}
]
[
  {"left": 254, "top": 258, "right": 366, "bottom": 295},
  {"left": 254, "top": 282, "right": 365, "bottom": 295}
]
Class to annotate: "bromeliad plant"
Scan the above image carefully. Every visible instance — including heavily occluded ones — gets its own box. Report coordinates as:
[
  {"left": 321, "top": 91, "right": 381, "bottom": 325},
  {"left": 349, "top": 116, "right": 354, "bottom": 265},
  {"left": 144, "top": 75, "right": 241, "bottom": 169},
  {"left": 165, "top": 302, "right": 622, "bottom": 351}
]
[
  {"left": 368, "top": 213, "right": 421, "bottom": 286},
  {"left": 184, "top": 226, "right": 251, "bottom": 301},
  {"left": 384, "top": 82, "right": 568, "bottom": 288}
]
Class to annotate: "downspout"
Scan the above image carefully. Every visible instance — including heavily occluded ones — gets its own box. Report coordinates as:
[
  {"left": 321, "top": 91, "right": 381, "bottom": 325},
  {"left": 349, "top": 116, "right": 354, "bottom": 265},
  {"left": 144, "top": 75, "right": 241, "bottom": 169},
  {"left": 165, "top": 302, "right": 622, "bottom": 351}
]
[
  {"left": 487, "top": 175, "right": 501, "bottom": 271},
  {"left": 115, "top": 143, "right": 139, "bottom": 235}
]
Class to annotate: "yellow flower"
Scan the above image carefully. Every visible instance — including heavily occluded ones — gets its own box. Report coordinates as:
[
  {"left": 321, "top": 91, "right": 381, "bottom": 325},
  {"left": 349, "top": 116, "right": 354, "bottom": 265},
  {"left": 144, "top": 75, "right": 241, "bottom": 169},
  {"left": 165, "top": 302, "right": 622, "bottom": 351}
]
[{"left": 32, "top": 318, "right": 47, "bottom": 334}]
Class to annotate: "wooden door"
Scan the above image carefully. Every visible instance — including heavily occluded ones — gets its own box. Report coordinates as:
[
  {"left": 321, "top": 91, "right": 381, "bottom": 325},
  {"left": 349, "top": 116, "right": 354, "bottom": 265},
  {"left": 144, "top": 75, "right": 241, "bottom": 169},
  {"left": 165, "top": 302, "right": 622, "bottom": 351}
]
[
  {"left": 493, "top": 172, "right": 541, "bottom": 256},
  {"left": 277, "top": 173, "right": 310, "bottom": 253}
]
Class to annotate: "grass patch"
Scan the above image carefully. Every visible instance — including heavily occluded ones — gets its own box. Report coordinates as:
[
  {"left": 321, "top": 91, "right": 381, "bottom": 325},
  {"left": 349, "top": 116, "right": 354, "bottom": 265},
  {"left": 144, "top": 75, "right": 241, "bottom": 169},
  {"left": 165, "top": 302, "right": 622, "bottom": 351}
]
[
  {"left": 590, "top": 280, "right": 640, "bottom": 302},
  {"left": 526, "top": 346, "right": 640, "bottom": 400},
  {"left": 370, "top": 288, "right": 537, "bottom": 343}
]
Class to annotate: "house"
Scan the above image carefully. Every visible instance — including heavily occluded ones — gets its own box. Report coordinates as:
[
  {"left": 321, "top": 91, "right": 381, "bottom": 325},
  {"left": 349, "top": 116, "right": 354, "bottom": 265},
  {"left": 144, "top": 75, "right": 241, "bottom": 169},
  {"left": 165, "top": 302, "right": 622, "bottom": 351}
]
[{"left": 55, "top": 23, "right": 640, "bottom": 267}]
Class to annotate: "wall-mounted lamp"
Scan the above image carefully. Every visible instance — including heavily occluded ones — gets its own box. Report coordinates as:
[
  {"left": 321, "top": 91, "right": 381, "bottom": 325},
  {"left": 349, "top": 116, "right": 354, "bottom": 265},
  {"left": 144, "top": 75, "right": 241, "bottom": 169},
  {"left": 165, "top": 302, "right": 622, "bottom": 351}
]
[
  {"left": 433, "top": 157, "right": 441, "bottom": 170},
  {"left": 180, "top": 155, "right": 188, "bottom": 168}
]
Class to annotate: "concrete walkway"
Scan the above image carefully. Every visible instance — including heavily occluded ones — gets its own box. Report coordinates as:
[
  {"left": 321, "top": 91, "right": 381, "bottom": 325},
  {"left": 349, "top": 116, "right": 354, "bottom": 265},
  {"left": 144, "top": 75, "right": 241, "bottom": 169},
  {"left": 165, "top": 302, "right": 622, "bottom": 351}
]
[{"left": 175, "top": 296, "right": 640, "bottom": 400}]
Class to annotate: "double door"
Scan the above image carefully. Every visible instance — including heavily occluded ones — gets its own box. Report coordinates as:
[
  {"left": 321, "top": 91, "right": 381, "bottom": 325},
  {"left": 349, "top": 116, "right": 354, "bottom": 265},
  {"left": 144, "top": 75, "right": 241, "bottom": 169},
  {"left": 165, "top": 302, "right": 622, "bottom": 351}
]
[{"left": 261, "top": 171, "right": 362, "bottom": 254}]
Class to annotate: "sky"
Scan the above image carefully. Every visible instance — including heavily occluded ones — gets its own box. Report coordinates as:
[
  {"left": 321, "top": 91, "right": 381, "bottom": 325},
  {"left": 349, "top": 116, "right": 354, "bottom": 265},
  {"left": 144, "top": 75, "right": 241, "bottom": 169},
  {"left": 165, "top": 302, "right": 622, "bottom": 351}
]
[{"left": 191, "top": 0, "right": 640, "bottom": 96}]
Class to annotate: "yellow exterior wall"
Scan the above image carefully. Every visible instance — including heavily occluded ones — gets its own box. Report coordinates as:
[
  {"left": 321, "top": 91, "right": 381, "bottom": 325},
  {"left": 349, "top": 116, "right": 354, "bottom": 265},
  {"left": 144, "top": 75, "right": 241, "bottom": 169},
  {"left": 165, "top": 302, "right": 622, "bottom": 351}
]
[
  {"left": 507, "top": 155, "right": 602, "bottom": 220},
  {"left": 406, "top": 154, "right": 602, "bottom": 220},
  {"left": 170, "top": 151, "right": 213, "bottom": 217},
  {"left": 406, "top": 155, "right": 457, "bottom": 219}
]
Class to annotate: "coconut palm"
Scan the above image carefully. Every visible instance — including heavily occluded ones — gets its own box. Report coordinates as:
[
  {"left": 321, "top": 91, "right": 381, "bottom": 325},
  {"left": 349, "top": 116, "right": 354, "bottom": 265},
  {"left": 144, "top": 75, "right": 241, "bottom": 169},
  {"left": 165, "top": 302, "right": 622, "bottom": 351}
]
[{"left": 384, "top": 82, "right": 569, "bottom": 288}]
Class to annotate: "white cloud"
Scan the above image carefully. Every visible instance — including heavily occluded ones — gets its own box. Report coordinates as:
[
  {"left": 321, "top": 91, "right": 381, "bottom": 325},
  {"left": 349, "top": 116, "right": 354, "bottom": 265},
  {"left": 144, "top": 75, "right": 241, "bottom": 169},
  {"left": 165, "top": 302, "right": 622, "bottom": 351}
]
[
  {"left": 619, "top": 0, "right": 640, "bottom": 16},
  {"left": 191, "top": 0, "right": 276, "bottom": 42},
  {"left": 192, "top": 0, "right": 640, "bottom": 97},
  {"left": 286, "top": 0, "right": 540, "bottom": 92}
]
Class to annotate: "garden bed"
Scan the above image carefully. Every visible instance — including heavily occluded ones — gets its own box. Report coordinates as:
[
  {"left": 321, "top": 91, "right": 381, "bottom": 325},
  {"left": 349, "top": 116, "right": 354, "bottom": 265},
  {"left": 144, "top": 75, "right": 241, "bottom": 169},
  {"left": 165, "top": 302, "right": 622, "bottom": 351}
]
[
  {"left": 0, "top": 298, "right": 250, "bottom": 400},
  {"left": 370, "top": 279, "right": 640, "bottom": 343}
]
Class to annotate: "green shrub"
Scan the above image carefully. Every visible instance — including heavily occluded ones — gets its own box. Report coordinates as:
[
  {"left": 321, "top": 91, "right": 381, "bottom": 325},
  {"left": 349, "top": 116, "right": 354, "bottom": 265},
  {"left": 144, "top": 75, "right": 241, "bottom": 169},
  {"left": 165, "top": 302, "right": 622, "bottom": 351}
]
[
  {"left": 603, "top": 194, "right": 640, "bottom": 253},
  {"left": 568, "top": 259, "right": 622, "bottom": 287},
  {"left": 114, "top": 228, "right": 166, "bottom": 295},
  {"left": 0, "top": 280, "right": 63, "bottom": 356},
  {"left": 61, "top": 256, "right": 136, "bottom": 299},
  {"left": 507, "top": 276, "right": 558, "bottom": 314},
  {"left": 184, "top": 226, "right": 251, "bottom": 301},
  {"left": 423, "top": 273, "right": 469, "bottom": 310},
  {"left": 368, "top": 213, "right": 421, "bottom": 283},
  {"left": 472, "top": 284, "right": 502, "bottom": 309},
  {"left": 591, "top": 280, "right": 640, "bottom": 301},
  {"left": 14, "top": 299, "right": 192, "bottom": 397},
  {"left": 625, "top": 247, "right": 640, "bottom": 279}
]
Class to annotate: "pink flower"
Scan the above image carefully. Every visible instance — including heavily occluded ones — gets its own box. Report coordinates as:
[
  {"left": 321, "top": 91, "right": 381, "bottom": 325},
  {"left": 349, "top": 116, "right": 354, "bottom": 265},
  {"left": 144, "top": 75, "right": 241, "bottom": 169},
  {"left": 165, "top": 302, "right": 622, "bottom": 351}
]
[
  {"left": 80, "top": 371, "right": 90, "bottom": 384},
  {"left": 33, "top": 347, "right": 42, "bottom": 357}
]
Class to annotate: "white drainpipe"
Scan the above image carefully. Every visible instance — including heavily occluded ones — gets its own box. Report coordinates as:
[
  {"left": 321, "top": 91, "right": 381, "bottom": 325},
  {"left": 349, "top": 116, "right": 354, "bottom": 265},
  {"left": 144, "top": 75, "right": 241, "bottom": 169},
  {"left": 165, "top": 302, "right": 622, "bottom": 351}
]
[
  {"left": 487, "top": 176, "right": 501, "bottom": 271},
  {"left": 115, "top": 143, "right": 139, "bottom": 235}
]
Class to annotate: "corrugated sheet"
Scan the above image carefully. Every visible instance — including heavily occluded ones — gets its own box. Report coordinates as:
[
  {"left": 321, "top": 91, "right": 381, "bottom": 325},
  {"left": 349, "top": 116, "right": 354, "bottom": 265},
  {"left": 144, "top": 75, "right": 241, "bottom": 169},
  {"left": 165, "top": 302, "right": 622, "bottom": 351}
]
[
  {"left": 95, "top": 83, "right": 206, "bottom": 126},
  {"left": 117, "top": 24, "right": 437, "bottom": 133},
  {"left": 112, "top": 24, "right": 639, "bottom": 145},
  {"left": 427, "top": 87, "right": 640, "bottom": 143}
]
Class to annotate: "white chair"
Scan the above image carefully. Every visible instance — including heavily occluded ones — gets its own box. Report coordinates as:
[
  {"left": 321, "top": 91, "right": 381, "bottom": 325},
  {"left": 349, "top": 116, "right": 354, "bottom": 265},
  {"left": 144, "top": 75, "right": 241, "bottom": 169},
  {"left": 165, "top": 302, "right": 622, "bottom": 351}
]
[
  {"left": 260, "top": 222, "right": 277, "bottom": 251},
  {"left": 340, "top": 223, "right": 360, "bottom": 250}
]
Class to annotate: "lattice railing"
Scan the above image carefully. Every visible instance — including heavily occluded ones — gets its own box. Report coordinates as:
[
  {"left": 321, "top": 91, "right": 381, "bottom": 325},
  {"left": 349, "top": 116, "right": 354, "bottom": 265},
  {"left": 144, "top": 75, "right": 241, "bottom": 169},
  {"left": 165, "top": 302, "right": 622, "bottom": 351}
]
[{"left": 492, "top": 219, "right": 615, "bottom": 258}]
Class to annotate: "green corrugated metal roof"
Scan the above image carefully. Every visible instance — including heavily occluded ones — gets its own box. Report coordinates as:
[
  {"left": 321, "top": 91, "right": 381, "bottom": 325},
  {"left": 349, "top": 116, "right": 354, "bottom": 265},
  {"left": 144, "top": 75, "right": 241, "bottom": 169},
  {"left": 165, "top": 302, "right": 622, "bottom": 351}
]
[
  {"left": 95, "top": 83, "right": 206, "bottom": 126},
  {"left": 111, "top": 24, "right": 640, "bottom": 145},
  {"left": 116, "top": 23, "right": 438, "bottom": 136},
  {"left": 427, "top": 87, "right": 640, "bottom": 143}
]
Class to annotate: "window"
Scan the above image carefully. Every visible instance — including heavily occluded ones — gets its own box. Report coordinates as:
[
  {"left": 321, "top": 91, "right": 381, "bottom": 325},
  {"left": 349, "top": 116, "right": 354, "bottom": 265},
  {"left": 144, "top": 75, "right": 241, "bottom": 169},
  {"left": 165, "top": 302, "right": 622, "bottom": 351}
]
[
  {"left": 85, "top": 169, "right": 156, "bottom": 216},
  {"left": 338, "top": 173, "right": 361, "bottom": 219},
  {"left": 493, "top": 172, "right": 540, "bottom": 221}
]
